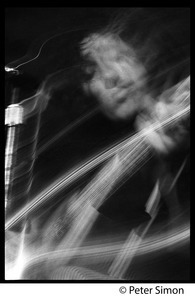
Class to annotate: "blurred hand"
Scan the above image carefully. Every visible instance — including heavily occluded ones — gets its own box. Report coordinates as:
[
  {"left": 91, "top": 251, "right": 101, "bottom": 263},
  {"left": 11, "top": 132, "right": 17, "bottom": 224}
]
[{"left": 136, "top": 100, "right": 189, "bottom": 154}]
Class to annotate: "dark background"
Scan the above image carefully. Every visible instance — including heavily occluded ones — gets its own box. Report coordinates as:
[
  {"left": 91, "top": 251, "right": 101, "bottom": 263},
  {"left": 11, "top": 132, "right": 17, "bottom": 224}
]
[
  {"left": 4, "top": 8, "right": 191, "bottom": 281},
  {"left": 5, "top": 8, "right": 118, "bottom": 87},
  {"left": 5, "top": 7, "right": 190, "bottom": 82}
]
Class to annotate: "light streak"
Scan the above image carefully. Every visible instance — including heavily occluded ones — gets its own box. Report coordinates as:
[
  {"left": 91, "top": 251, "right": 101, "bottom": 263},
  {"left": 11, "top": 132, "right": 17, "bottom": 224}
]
[
  {"left": 5, "top": 101, "right": 189, "bottom": 231},
  {"left": 5, "top": 224, "right": 28, "bottom": 280}
]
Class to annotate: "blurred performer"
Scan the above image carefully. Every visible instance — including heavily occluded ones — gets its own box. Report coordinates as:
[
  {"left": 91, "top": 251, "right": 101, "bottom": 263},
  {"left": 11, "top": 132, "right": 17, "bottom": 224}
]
[
  {"left": 80, "top": 30, "right": 190, "bottom": 231},
  {"left": 43, "top": 27, "right": 190, "bottom": 280}
]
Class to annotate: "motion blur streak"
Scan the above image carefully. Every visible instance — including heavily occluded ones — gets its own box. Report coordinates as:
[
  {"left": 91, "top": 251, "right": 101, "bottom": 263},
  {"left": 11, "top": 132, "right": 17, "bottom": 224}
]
[
  {"left": 19, "top": 220, "right": 189, "bottom": 279},
  {"left": 5, "top": 90, "right": 189, "bottom": 231},
  {"left": 5, "top": 224, "right": 27, "bottom": 279}
]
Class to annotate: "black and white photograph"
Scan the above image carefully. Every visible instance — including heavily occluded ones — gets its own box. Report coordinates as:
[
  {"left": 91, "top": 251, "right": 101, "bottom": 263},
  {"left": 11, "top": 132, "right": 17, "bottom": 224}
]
[{"left": 5, "top": 7, "right": 190, "bottom": 282}]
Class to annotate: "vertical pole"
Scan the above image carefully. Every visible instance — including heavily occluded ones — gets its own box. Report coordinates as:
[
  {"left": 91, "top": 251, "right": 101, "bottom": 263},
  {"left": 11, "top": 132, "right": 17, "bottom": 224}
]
[{"left": 5, "top": 103, "right": 24, "bottom": 217}]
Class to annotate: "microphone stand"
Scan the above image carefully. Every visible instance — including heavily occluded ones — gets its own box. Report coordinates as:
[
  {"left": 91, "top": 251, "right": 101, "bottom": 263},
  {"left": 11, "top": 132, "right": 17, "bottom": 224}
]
[
  {"left": 5, "top": 67, "right": 42, "bottom": 279},
  {"left": 5, "top": 100, "right": 24, "bottom": 217},
  {"left": 5, "top": 68, "right": 24, "bottom": 219}
]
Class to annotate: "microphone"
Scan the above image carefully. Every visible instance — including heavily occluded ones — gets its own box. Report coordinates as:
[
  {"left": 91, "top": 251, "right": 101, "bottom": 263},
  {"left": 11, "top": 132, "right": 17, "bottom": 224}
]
[{"left": 5, "top": 66, "right": 21, "bottom": 74}]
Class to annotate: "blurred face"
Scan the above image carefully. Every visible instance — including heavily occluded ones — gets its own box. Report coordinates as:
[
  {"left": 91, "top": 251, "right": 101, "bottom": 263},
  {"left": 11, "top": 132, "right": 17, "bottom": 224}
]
[{"left": 82, "top": 34, "right": 147, "bottom": 120}]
